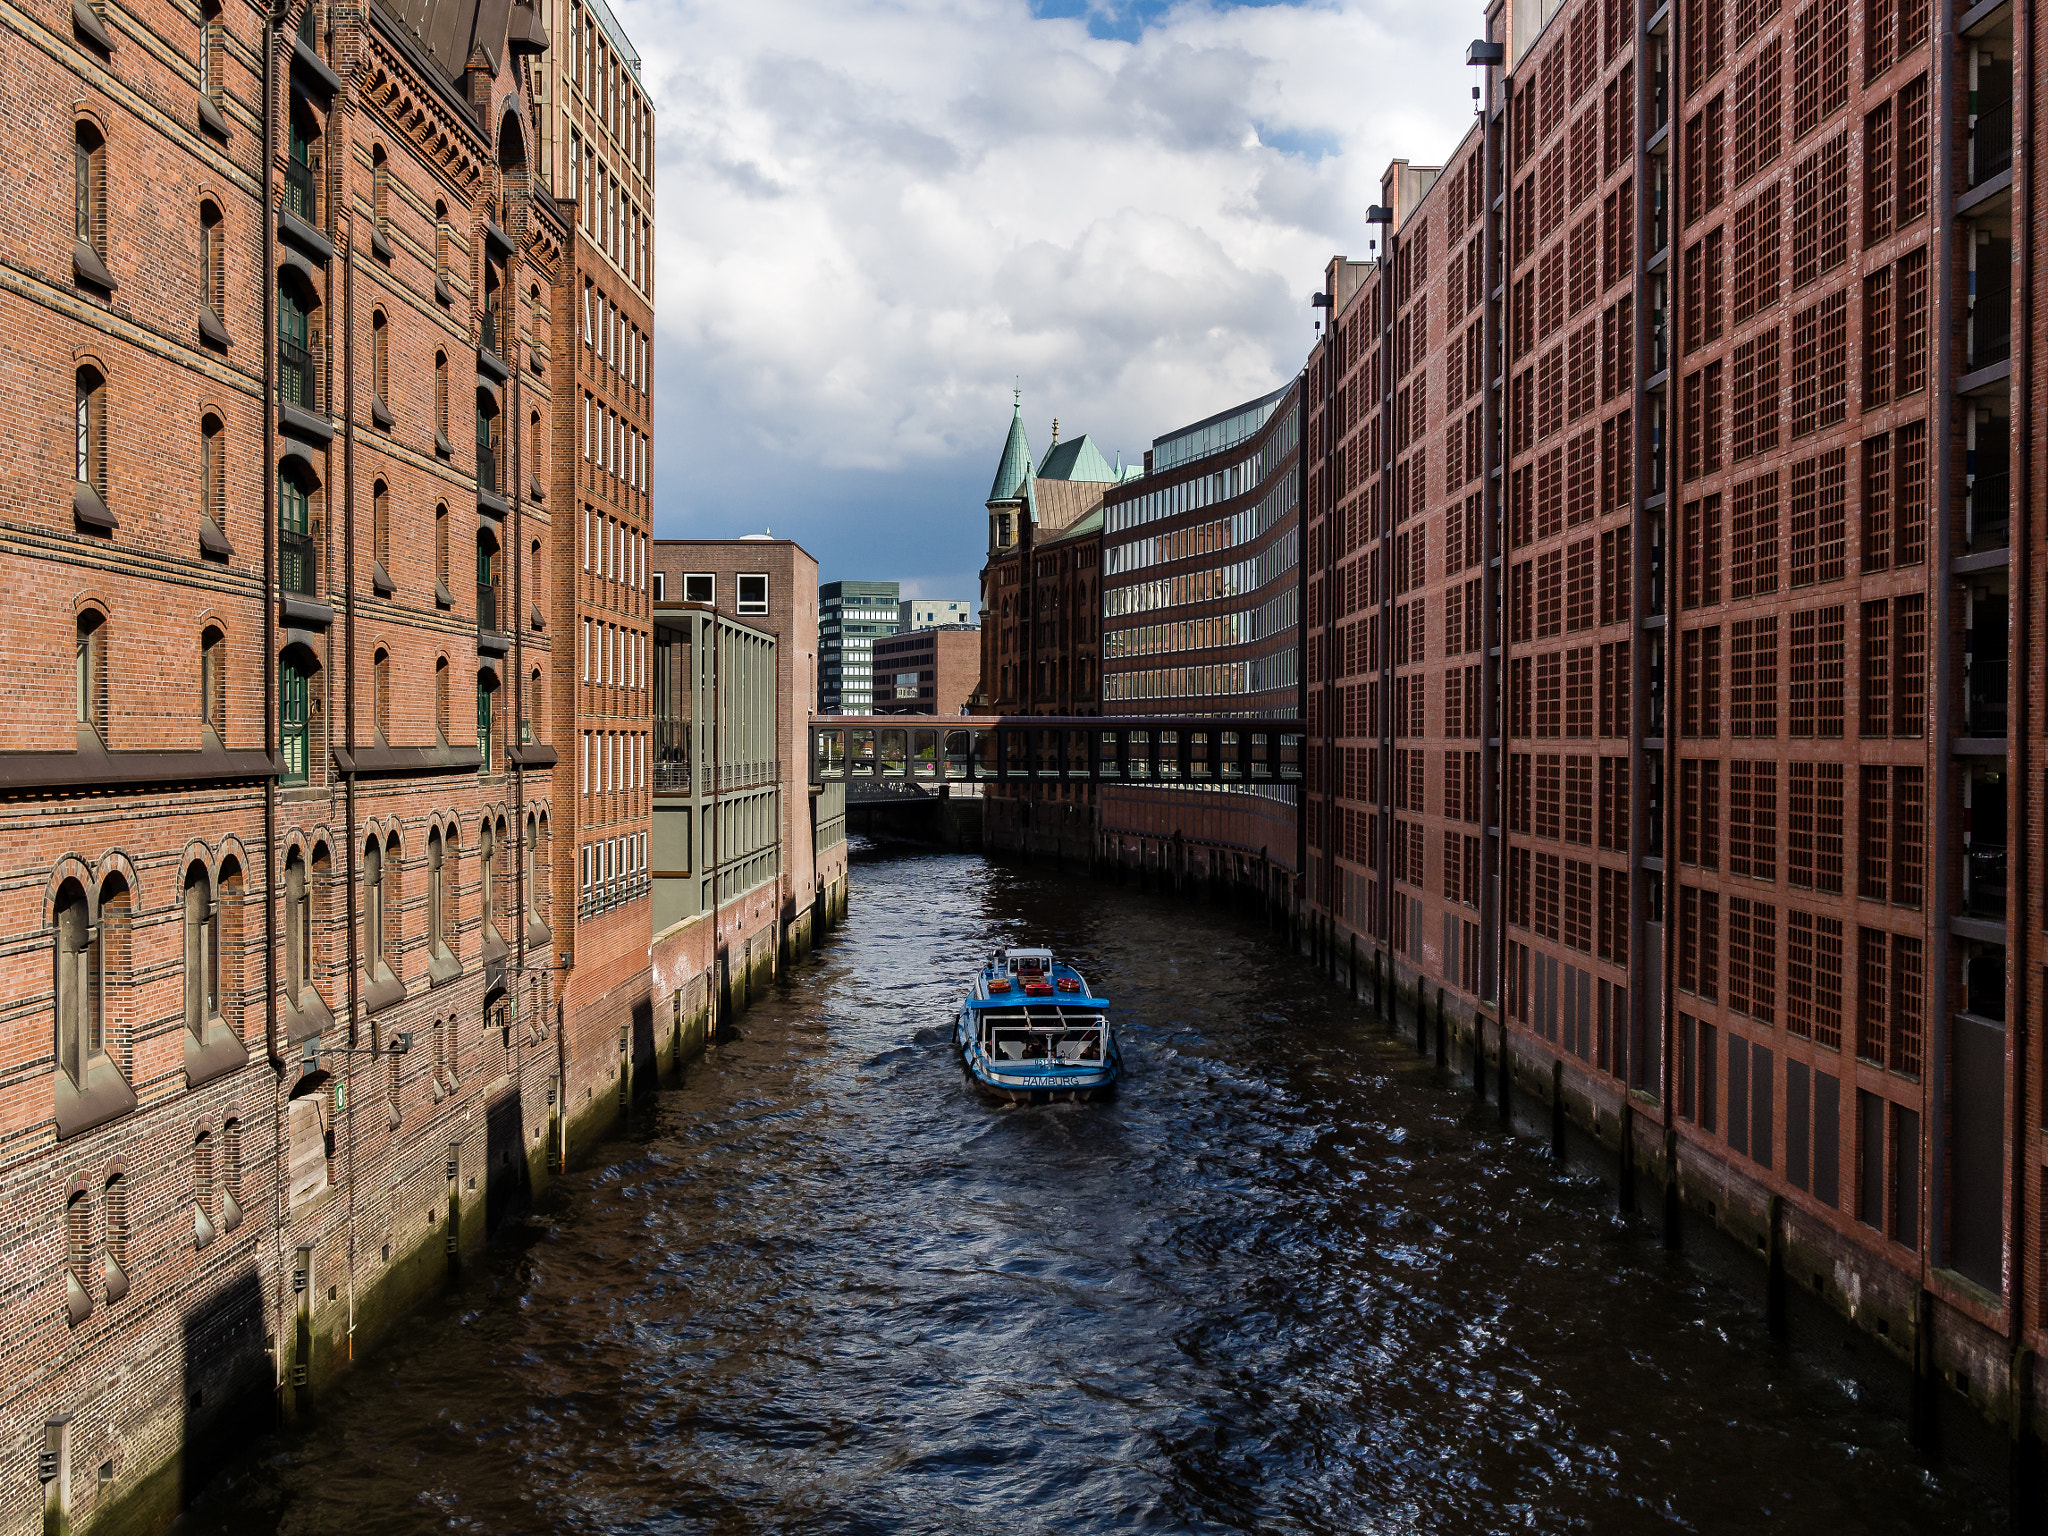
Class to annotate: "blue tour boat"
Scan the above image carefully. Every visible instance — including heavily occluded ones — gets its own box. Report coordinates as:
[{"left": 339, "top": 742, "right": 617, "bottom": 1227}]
[{"left": 956, "top": 947, "right": 1120, "bottom": 1103}]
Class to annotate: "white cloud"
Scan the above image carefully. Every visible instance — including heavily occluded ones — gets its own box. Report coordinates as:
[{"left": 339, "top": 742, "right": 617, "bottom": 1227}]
[{"left": 624, "top": 0, "right": 1481, "bottom": 579}]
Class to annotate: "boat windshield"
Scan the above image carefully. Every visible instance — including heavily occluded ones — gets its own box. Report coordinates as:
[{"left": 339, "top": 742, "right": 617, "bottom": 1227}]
[{"left": 981, "top": 1015, "right": 1106, "bottom": 1065}]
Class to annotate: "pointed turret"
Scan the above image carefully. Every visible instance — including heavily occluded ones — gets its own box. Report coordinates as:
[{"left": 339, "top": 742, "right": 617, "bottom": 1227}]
[{"left": 988, "top": 399, "right": 1034, "bottom": 504}]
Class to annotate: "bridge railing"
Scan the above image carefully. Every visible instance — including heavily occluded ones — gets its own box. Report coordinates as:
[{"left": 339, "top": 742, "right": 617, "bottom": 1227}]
[{"left": 807, "top": 716, "right": 1304, "bottom": 788}]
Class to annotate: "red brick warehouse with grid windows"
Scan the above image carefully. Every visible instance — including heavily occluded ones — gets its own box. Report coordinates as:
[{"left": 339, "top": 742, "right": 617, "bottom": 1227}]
[{"left": 1292, "top": 0, "right": 2031, "bottom": 1445}]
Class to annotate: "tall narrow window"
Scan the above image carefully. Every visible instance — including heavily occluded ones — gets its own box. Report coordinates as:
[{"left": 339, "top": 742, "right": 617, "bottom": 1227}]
[
  {"left": 53, "top": 880, "right": 101, "bottom": 1091},
  {"left": 183, "top": 864, "right": 218, "bottom": 1038},
  {"left": 434, "top": 503, "right": 452, "bottom": 605},
  {"left": 480, "top": 822, "right": 498, "bottom": 942},
  {"left": 200, "top": 625, "right": 225, "bottom": 743},
  {"left": 371, "top": 477, "right": 390, "bottom": 585},
  {"left": 371, "top": 145, "right": 391, "bottom": 250},
  {"left": 477, "top": 534, "right": 499, "bottom": 633},
  {"left": 193, "top": 1130, "right": 217, "bottom": 1247},
  {"left": 284, "top": 850, "right": 311, "bottom": 997},
  {"left": 74, "top": 123, "right": 110, "bottom": 288},
  {"left": 373, "top": 647, "right": 391, "bottom": 743},
  {"left": 433, "top": 200, "right": 450, "bottom": 299},
  {"left": 476, "top": 395, "right": 499, "bottom": 493},
  {"left": 434, "top": 351, "right": 449, "bottom": 447},
  {"left": 199, "top": 201, "right": 226, "bottom": 337},
  {"left": 200, "top": 413, "right": 226, "bottom": 541},
  {"left": 76, "top": 611, "right": 106, "bottom": 745},
  {"left": 435, "top": 655, "right": 450, "bottom": 742},
  {"left": 75, "top": 367, "right": 105, "bottom": 494},
  {"left": 278, "top": 279, "right": 313, "bottom": 410},
  {"left": 477, "top": 677, "right": 495, "bottom": 769},
  {"left": 371, "top": 309, "right": 389, "bottom": 412},
  {"left": 279, "top": 467, "right": 314, "bottom": 595},
  {"left": 279, "top": 653, "right": 311, "bottom": 784},
  {"left": 286, "top": 105, "right": 317, "bottom": 222},
  {"left": 427, "top": 830, "right": 446, "bottom": 959},
  {"left": 102, "top": 1174, "right": 128, "bottom": 1303},
  {"left": 363, "top": 838, "right": 383, "bottom": 973}
]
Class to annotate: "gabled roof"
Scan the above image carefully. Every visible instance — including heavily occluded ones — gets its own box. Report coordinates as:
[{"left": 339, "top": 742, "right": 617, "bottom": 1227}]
[
  {"left": 988, "top": 404, "right": 1033, "bottom": 504},
  {"left": 1036, "top": 434, "right": 1119, "bottom": 484}
]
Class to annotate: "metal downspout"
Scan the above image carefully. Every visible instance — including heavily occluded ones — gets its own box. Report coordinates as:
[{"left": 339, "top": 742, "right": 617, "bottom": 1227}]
[{"left": 339, "top": 126, "right": 361, "bottom": 1362}]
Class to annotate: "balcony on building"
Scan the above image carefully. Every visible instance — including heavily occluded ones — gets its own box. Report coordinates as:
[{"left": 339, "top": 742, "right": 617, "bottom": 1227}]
[
  {"left": 1961, "top": 574, "right": 2009, "bottom": 740},
  {"left": 1962, "top": 765, "right": 2007, "bottom": 924},
  {"left": 1963, "top": 408, "right": 2010, "bottom": 556}
]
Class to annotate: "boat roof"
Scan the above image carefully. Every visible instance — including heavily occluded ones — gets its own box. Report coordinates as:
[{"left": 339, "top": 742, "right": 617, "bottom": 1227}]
[
  {"left": 967, "top": 994, "right": 1110, "bottom": 1012},
  {"left": 1004, "top": 947, "right": 1055, "bottom": 963}
]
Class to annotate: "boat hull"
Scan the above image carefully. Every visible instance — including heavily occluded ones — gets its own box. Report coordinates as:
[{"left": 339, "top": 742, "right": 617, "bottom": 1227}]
[{"left": 954, "top": 1009, "right": 1119, "bottom": 1104}]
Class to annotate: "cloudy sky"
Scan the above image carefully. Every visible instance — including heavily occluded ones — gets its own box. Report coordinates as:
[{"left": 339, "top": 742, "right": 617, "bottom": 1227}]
[{"left": 626, "top": 0, "right": 1484, "bottom": 599}]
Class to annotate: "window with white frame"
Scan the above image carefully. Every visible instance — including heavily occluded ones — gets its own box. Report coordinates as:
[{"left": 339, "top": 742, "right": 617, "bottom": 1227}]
[
  {"left": 684, "top": 573, "right": 713, "bottom": 604},
  {"left": 737, "top": 574, "right": 769, "bottom": 615}
]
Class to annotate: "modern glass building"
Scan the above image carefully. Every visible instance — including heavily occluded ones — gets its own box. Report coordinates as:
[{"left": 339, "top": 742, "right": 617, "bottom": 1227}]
[{"left": 818, "top": 579, "right": 902, "bottom": 714}]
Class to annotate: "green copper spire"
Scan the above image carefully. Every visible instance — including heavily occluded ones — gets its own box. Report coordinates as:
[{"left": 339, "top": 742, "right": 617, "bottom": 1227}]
[{"left": 988, "top": 389, "right": 1033, "bottom": 504}]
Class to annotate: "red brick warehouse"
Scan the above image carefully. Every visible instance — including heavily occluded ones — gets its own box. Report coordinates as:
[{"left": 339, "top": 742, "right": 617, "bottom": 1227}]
[{"left": 1301, "top": 0, "right": 2030, "bottom": 1440}]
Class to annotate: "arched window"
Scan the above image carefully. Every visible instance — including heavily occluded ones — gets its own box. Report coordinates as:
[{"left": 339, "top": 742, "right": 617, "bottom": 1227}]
[
  {"left": 524, "top": 814, "right": 539, "bottom": 921},
  {"left": 372, "top": 476, "right": 390, "bottom": 583},
  {"left": 200, "top": 625, "right": 226, "bottom": 743},
  {"left": 219, "top": 1118, "right": 243, "bottom": 1229},
  {"left": 75, "top": 366, "right": 105, "bottom": 492},
  {"left": 285, "top": 848, "right": 312, "bottom": 997},
  {"left": 383, "top": 834, "right": 403, "bottom": 980},
  {"left": 199, "top": 201, "right": 226, "bottom": 336},
  {"left": 427, "top": 828, "right": 447, "bottom": 959},
  {"left": 370, "top": 144, "right": 390, "bottom": 250},
  {"left": 65, "top": 1188, "right": 92, "bottom": 1325},
  {"left": 200, "top": 412, "right": 226, "bottom": 539},
  {"left": 432, "top": 503, "right": 452, "bottom": 606},
  {"left": 371, "top": 309, "right": 389, "bottom": 408},
  {"left": 478, "top": 821, "right": 500, "bottom": 950},
  {"left": 76, "top": 611, "right": 107, "bottom": 745},
  {"left": 373, "top": 646, "right": 391, "bottom": 742},
  {"left": 435, "top": 655, "right": 450, "bottom": 742},
  {"left": 193, "top": 1130, "right": 217, "bottom": 1247},
  {"left": 434, "top": 350, "right": 449, "bottom": 446},
  {"left": 102, "top": 1172, "right": 129, "bottom": 1303},
  {"left": 433, "top": 199, "right": 450, "bottom": 296},
  {"left": 183, "top": 863, "right": 218, "bottom": 1039},
  {"left": 54, "top": 880, "right": 99, "bottom": 1088},
  {"left": 363, "top": 837, "right": 384, "bottom": 974},
  {"left": 74, "top": 122, "right": 109, "bottom": 283},
  {"left": 526, "top": 666, "right": 543, "bottom": 744}
]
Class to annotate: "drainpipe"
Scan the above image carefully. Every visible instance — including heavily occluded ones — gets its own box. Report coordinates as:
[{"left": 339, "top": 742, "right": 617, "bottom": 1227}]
[
  {"left": 512, "top": 251, "right": 527, "bottom": 1011},
  {"left": 262, "top": 3, "right": 284, "bottom": 1076},
  {"left": 339, "top": 104, "right": 361, "bottom": 1362},
  {"left": 261, "top": 0, "right": 288, "bottom": 1424}
]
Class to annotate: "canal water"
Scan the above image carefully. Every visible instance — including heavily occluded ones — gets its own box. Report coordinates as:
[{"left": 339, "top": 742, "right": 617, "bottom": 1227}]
[{"left": 181, "top": 847, "right": 2004, "bottom": 1534}]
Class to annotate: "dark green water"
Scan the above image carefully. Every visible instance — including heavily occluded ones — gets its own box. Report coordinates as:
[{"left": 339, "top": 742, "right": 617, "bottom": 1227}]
[{"left": 178, "top": 847, "right": 2003, "bottom": 1534}]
